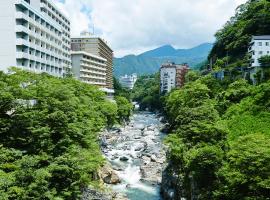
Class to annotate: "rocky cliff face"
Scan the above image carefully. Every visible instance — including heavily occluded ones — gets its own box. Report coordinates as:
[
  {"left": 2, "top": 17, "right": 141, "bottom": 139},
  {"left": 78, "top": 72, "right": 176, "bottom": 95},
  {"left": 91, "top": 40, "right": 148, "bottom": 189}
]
[{"left": 161, "top": 162, "right": 189, "bottom": 200}]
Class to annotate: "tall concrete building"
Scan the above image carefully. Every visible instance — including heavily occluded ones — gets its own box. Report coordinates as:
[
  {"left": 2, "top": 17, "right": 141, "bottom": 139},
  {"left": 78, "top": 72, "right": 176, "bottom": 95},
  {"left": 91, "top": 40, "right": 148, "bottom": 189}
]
[
  {"left": 160, "top": 62, "right": 189, "bottom": 93},
  {"left": 71, "top": 32, "right": 113, "bottom": 88},
  {"left": 71, "top": 51, "right": 107, "bottom": 87},
  {"left": 0, "top": 0, "right": 71, "bottom": 76}
]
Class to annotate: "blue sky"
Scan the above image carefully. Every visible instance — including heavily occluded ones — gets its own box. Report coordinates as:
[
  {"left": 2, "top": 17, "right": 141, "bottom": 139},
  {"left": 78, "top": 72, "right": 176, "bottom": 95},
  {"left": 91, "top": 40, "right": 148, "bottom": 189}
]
[{"left": 55, "top": 0, "right": 247, "bottom": 57}]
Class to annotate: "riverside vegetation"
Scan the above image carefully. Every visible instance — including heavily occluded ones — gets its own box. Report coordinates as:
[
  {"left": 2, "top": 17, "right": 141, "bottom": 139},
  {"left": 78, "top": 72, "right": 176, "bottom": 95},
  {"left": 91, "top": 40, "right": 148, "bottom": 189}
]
[
  {"left": 164, "top": 74, "right": 270, "bottom": 199},
  {"left": 133, "top": 71, "right": 270, "bottom": 199},
  {"left": 0, "top": 69, "right": 132, "bottom": 199},
  {"left": 132, "top": 1, "right": 270, "bottom": 199}
]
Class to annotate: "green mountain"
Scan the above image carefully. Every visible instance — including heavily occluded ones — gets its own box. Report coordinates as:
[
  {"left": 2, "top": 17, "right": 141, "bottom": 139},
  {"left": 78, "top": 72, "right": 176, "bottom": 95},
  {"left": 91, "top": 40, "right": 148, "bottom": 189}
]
[{"left": 113, "top": 43, "right": 212, "bottom": 77}]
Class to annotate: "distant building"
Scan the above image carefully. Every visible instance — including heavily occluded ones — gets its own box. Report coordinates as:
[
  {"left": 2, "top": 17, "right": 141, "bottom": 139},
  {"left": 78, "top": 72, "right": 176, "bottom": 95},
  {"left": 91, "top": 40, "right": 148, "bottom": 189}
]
[
  {"left": 160, "top": 62, "right": 189, "bottom": 93},
  {"left": 249, "top": 35, "right": 270, "bottom": 67},
  {"left": 119, "top": 74, "right": 137, "bottom": 90},
  {"left": 249, "top": 35, "right": 270, "bottom": 82},
  {"left": 71, "top": 51, "right": 107, "bottom": 87},
  {"left": 71, "top": 32, "right": 114, "bottom": 89},
  {"left": 0, "top": 0, "right": 71, "bottom": 76}
]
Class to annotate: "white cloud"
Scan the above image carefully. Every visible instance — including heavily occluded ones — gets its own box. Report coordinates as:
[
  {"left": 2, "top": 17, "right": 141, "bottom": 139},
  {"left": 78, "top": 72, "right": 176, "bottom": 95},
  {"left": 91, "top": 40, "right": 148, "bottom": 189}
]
[{"left": 54, "top": 0, "right": 247, "bottom": 57}]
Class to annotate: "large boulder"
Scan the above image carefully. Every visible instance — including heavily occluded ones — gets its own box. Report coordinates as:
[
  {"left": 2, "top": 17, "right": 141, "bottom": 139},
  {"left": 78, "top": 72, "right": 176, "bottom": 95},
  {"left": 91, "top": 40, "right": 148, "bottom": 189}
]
[{"left": 99, "top": 164, "right": 121, "bottom": 184}]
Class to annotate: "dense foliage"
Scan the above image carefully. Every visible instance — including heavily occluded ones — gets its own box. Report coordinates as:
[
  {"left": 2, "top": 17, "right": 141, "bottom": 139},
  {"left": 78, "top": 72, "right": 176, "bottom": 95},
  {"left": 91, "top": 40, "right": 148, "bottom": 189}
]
[
  {"left": 131, "top": 73, "right": 163, "bottom": 111},
  {"left": 0, "top": 69, "right": 131, "bottom": 199},
  {"left": 113, "top": 77, "right": 131, "bottom": 100},
  {"left": 165, "top": 72, "right": 270, "bottom": 199},
  {"left": 209, "top": 0, "right": 270, "bottom": 65}
]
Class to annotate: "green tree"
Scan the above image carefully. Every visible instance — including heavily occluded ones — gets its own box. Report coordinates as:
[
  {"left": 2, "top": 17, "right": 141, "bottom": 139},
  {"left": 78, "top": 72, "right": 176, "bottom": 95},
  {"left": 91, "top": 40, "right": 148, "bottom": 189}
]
[
  {"left": 258, "top": 55, "right": 270, "bottom": 81},
  {"left": 215, "top": 133, "right": 270, "bottom": 200},
  {"left": 0, "top": 68, "right": 121, "bottom": 199},
  {"left": 115, "top": 96, "right": 133, "bottom": 122}
]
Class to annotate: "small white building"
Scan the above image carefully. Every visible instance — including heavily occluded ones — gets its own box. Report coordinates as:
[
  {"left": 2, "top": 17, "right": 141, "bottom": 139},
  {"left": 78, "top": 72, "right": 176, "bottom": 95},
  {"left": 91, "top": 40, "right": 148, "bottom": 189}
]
[
  {"left": 119, "top": 74, "right": 137, "bottom": 90},
  {"left": 249, "top": 35, "right": 270, "bottom": 67}
]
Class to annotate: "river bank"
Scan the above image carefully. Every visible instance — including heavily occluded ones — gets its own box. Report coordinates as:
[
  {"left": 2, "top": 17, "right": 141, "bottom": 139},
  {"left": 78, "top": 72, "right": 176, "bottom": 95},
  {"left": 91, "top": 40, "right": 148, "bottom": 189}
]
[{"left": 100, "top": 112, "right": 166, "bottom": 200}]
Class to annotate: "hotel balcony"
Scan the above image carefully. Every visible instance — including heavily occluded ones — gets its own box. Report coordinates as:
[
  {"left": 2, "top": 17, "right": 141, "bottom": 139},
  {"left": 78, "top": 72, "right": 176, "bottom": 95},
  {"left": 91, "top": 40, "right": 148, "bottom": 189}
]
[
  {"left": 16, "top": 38, "right": 29, "bottom": 46},
  {"left": 80, "top": 63, "right": 106, "bottom": 71},
  {"left": 80, "top": 68, "right": 106, "bottom": 76},
  {"left": 80, "top": 74, "right": 106, "bottom": 80}
]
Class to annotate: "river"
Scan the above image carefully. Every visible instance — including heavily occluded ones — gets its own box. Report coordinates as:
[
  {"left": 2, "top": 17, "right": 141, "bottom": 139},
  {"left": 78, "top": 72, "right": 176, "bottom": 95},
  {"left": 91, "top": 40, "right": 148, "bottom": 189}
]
[{"left": 102, "top": 112, "right": 166, "bottom": 200}]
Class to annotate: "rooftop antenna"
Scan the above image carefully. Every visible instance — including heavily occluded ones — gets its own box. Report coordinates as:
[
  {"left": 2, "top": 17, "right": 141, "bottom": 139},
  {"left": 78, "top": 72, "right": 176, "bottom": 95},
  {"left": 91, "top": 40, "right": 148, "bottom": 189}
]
[{"left": 92, "top": 23, "right": 95, "bottom": 35}]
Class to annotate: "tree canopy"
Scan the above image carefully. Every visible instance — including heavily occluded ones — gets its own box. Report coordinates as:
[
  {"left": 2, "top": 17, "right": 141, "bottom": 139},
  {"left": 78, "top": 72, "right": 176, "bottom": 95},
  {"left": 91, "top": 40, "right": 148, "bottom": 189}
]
[
  {"left": 164, "top": 70, "right": 270, "bottom": 199},
  {"left": 0, "top": 69, "right": 132, "bottom": 199}
]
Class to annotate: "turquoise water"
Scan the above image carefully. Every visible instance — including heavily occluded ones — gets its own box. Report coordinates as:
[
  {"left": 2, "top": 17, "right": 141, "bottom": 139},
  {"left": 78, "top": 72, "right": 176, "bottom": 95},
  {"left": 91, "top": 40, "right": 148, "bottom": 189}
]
[
  {"left": 126, "top": 185, "right": 161, "bottom": 200},
  {"left": 106, "top": 112, "right": 164, "bottom": 200}
]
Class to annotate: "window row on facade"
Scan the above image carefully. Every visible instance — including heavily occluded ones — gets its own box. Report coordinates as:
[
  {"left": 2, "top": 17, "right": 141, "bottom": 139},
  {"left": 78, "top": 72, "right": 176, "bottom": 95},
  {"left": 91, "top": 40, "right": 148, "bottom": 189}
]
[
  {"left": 80, "top": 77, "right": 106, "bottom": 85},
  {"left": 40, "top": 0, "right": 70, "bottom": 28},
  {"left": 16, "top": 59, "right": 63, "bottom": 75},
  {"left": 16, "top": 34, "right": 67, "bottom": 59}
]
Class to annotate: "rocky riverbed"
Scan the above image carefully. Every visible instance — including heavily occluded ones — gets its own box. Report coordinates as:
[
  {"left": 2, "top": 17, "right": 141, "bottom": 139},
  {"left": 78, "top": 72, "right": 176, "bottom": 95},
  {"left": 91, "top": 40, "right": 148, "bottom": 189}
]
[{"left": 100, "top": 112, "right": 166, "bottom": 200}]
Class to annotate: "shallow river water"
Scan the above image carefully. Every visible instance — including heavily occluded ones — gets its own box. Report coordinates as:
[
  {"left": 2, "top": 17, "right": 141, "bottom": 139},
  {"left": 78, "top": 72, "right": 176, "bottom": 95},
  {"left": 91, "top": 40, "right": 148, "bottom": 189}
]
[{"left": 102, "top": 112, "right": 165, "bottom": 200}]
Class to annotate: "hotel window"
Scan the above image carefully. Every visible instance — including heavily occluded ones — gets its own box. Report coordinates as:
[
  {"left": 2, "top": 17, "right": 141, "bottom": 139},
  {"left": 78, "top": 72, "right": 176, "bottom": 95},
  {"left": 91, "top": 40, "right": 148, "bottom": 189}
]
[
  {"left": 258, "top": 42, "right": 262, "bottom": 46},
  {"left": 259, "top": 51, "right": 263, "bottom": 55},
  {"left": 266, "top": 42, "right": 269, "bottom": 46}
]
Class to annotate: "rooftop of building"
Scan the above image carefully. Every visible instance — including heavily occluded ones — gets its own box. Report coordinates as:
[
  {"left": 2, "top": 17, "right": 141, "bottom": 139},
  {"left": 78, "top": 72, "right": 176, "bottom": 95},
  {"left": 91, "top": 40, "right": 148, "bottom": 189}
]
[
  {"left": 71, "top": 32, "right": 113, "bottom": 52},
  {"left": 46, "top": 0, "right": 70, "bottom": 22},
  {"left": 160, "top": 62, "right": 189, "bottom": 69},
  {"left": 252, "top": 35, "right": 270, "bottom": 40},
  {"left": 71, "top": 51, "right": 107, "bottom": 62}
]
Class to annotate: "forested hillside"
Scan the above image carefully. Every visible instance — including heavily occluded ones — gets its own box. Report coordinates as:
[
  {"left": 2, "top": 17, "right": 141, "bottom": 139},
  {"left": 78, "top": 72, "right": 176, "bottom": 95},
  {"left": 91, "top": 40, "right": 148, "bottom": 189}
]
[
  {"left": 114, "top": 43, "right": 212, "bottom": 77},
  {"left": 163, "top": 73, "right": 270, "bottom": 199},
  {"left": 0, "top": 69, "right": 132, "bottom": 199},
  {"left": 209, "top": 0, "right": 270, "bottom": 67}
]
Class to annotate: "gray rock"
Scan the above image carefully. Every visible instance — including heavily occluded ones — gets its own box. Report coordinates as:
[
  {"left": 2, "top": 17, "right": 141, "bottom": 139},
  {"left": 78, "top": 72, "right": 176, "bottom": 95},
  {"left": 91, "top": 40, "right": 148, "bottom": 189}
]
[
  {"left": 151, "top": 155, "right": 157, "bottom": 162},
  {"left": 98, "top": 164, "right": 121, "bottom": 184},
  {"left": 81, "top": 187, "right": 111, "bottom": 200},
  {"left": 120, "top": 156, "right": 129, "bottom": 162}
]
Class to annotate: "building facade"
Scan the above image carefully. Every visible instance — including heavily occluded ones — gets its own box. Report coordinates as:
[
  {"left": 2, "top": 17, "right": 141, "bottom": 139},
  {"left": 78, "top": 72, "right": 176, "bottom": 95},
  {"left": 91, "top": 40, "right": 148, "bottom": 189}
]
[
  {"left": 160, "top": 62, "right": 189, "bottom": 93},
  {"left": 71, "top": 51, "right": 107, "bottom": 87},
  {"left": 176, "top": 64, "right": 189, "bottom": 88},
  {"left": 0, "top": 0, "right": 71, "bottom": 76},
  {"left": 248, "top": 35, "right": 270, "bottom": 83},
  {"left": 71, "top": 32, "right": 113, "bottom": 88},
  {"left": 119, "top": 74, "right": 137, "bottom": 90},
  {"left": 249, "top": 35, "right": 270, "bottom": 67}
]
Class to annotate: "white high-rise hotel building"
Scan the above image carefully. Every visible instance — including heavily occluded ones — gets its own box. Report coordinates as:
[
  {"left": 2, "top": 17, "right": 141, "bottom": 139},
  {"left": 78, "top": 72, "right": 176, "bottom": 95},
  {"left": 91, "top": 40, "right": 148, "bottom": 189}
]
[{"left": 0, "top": 0, "right": 71, "bottom": 76}]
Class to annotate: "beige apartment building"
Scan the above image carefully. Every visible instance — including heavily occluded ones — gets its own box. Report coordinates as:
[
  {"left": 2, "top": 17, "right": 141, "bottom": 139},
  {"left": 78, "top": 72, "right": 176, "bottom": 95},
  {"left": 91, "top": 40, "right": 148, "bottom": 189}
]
[
  {"left": 71, "top": 51, "right": 107, "bottom": 87},
  {"left": 71, "top": 32, "right": 113, "bottom": 88}
]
